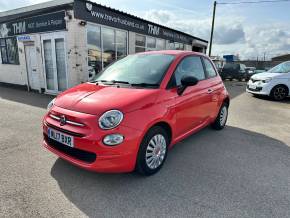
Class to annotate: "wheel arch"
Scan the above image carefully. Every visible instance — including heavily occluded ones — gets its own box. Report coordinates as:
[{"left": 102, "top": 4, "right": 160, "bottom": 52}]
[
  {"left": 223, "top": 96, "right": 230, "bottom": 106},
  {"left": 271, "top": 84, "right": 289, "bottom": 96},
  {"left": 148, "top": 121, "right": 173, "bottom": 145}
]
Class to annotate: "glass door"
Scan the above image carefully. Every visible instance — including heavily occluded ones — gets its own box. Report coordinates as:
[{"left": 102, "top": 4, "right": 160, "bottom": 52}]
[{"left": 41, "top": 33, "right": 68, "bottom": 93}]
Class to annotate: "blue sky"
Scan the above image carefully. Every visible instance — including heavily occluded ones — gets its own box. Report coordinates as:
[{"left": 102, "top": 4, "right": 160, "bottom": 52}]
[{"left": 0, "top": 0, "right": 290, "bottom": 60}]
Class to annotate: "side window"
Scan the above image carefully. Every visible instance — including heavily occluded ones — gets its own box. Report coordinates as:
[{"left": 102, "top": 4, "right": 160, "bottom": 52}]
[
  {"left": 240, "top": 64, "right": 246, "bottom": 72},
  {"left": 203, "top": 58, "right": 217, "bottom": 78},
  {"left": 173, "top": 56, "right": 205, "bottom": 86}
]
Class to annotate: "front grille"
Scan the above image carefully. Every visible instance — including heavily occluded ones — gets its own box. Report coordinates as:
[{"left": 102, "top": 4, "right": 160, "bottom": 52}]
[
  {"left": 247, "top": 85, "right": 262, "bottom": 92},
  {"left": 44, "top": 134, "right": 96, "bottom": 164},
  {"left": 49, "top": 114, "right": 85, "bottom": 127},
  {"left": 45, "top": 122, "right": 85, "bottom": 137}
]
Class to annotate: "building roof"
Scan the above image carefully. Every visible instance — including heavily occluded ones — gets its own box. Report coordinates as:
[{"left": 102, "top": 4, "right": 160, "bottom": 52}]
[
  {"left": 271, "top": 54, "right": 290, "bottom": 61},
  {"left": 0, "top": 0, "right": 208, "bottom": 44},
  {"left": 83, "top": 0, "right": 208, "bottom": 44}
]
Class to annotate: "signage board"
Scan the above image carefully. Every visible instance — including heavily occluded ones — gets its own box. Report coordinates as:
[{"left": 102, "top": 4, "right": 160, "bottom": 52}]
[
  {"left": 17, "top": 35, "right": 33, "bottom": 41},
  {"left": 74, "top": 0, "right": 198, "bottom": 45},
  {"left": 0, "top": 11, "right": 66, "bottom": 38}
]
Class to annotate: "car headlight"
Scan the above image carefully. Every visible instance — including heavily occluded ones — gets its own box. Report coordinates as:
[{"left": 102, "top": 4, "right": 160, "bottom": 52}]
[
  {"left": 99, "top": 110, "right": 124, "bottom": 130},
  {"left": 262, "top": 78, "right": 272, "bottom": 83},
  {"left": 47, "top": 98, "right": 56, "bottom": 110}
]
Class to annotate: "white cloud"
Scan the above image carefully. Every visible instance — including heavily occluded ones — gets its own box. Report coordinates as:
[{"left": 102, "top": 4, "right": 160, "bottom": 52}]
[
  {"left": 1, "top": 1, "right": 289, "bottom": 59},
  {"left": 0, "top": 0, "right": 48, "bottom": 11},
  {"left": 144, "top": 9, "right": 290, "bottom": 59}
]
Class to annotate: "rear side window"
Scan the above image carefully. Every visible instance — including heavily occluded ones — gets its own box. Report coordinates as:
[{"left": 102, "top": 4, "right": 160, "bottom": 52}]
[
  {"left": 240, "top": 64, "right": 246, "bottom": 71},
  {"left": 203, "top": 58, "right": 217, "bottom": 78},
  {"left": 172, "top": 56, "right": 205, "bottom": 87},
  {"left": 224, "top": 63, "right": 239, "bottom": 70}
]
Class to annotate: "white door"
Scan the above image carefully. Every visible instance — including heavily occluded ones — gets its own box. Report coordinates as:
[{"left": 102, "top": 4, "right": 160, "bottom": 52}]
[
  {"left": 25, "top": 45, "right": 39, "bottom": 90},
  {"left": 41, "top": 33, "right": 68, "bottom": 93}
]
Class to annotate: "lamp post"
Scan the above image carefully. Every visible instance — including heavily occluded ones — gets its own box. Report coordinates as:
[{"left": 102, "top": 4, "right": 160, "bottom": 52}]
[{"left": 208, "top": 1, "right": 217, "bottom": 57}]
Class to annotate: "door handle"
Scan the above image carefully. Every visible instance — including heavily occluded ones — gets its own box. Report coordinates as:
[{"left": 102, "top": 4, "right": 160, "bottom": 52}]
[{"left": 207, "top": 89, "right": 214, "bottom": 94}]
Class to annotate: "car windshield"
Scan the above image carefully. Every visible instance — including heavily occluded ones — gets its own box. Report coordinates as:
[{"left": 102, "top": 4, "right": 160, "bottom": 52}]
[
  {"left": 268, "top": 61, "right": 290, "bottom": 74},
  {"left": 92, "top": 54, "right": 175, "bottom": 86}
]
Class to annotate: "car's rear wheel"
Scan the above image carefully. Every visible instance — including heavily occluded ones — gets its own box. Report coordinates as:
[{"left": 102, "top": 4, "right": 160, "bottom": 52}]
[
  {"left": 270, "top": 85, "right": 288, "bottom": 101},
  {"left": 211, "top": 103, "right": 228, "bottom": 130},
  {"left": 136, "top": 126, "right": 169, "bottom": 176}
]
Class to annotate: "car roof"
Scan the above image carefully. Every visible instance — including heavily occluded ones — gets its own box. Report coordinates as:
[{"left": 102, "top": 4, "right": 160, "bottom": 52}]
[{"left": 135, "top": 50, "right": 208, "bottom": 58}]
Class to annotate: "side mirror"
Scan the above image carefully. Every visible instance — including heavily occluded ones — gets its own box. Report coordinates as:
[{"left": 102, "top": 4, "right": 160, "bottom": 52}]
[{"left": 177, "top": 75, "right": 199, "bottom": 95}]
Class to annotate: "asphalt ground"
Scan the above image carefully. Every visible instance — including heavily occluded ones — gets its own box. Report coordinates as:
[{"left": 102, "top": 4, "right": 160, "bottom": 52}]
[{"left": 0, "top": 81, "right": 289, "bottom": 218}]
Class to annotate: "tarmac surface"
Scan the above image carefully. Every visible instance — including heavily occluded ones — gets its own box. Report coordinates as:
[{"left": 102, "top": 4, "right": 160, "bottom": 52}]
[{"left": 0, "top": 81, "right": 290, "bottom": 218}]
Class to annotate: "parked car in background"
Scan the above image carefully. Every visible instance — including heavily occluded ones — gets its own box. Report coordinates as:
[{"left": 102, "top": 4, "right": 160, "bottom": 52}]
[
  {"left": 211, "top": 56, "right": 225, "bottom": 74},
  {"left": 220, "top": 63, "right": 247, "bottom": 81},
  {"left": 43, "top": 51, "right": 230, "bottom": 176},
  {"left": 254, "top": 69, "right": 266, "bottom": 74},
  {"left": 247, "top": 61, "right": 290, "bottom": 101},
  {"left": 245, "top": 67, "right": 256, "bottom": 81}
]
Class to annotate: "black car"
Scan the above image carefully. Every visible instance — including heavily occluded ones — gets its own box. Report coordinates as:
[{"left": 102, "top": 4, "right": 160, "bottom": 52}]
[{"left": 220, "top": 63, "right": 247, "bottom": 81}]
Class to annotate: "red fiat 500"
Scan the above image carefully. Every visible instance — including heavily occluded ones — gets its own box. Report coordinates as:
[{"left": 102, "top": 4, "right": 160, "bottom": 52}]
[{"left": 43, "top": 51, "right": 230, "bottom": 175}]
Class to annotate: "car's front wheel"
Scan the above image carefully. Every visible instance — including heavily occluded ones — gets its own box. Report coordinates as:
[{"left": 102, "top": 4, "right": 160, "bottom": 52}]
[
  {"left": 211, "top": 103, "right": 229, "bottom": 130},
  {"left": 270, "top": 85, "right": 288, "bottom": 101},
  {"left": 136, "top": 126, "right": 169, "bottom": 176}
]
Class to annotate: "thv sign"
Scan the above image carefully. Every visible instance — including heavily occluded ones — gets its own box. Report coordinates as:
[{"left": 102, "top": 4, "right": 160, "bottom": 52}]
[
  {"left": 148, "top": 24, "right": 160, "bottom": 36},
  {"left": 12, "top": 22, "right": 26, "bottom": 35}
]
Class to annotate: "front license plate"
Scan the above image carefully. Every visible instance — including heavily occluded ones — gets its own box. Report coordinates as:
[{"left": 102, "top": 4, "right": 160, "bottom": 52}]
[
  {"left": 48, "top": 128, "right": 74, "bottom": 148},
  {"left": 249, "top": 84, "right": 256, "bottom": 90}
]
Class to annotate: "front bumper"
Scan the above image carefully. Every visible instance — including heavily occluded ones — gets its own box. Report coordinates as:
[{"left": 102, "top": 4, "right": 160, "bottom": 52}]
[
  {"left": 246, "top": 80, "right": 271, "bottom": 96},
  {"left": 43, "top": 106, "right": 143, "bottom": 173}
]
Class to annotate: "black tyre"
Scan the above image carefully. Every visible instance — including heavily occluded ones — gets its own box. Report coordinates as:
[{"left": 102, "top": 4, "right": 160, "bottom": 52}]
[
  {"left": 270, "top": 85, "right": 288, "bottom": 101},
  {"left": 136, "top": 126, "right": 169, "bottom": 176},
  {"left": 211, "top": 103, "right": 229, "bottom": 130}
]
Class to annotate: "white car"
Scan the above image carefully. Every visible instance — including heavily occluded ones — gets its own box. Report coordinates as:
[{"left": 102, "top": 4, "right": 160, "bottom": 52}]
[{"left": 246, "top": 61, "right": 290, "bottom": 101}]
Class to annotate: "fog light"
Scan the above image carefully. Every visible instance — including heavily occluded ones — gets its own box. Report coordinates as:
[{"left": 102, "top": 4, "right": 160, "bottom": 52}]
[{"left": 103, "top": 134, "right": 124, "bottom": 146}]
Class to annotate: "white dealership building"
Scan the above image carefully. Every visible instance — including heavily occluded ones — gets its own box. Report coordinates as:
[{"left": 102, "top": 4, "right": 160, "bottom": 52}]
[{"left": 0, "top": 0, "right": 208, "bottom": 94}]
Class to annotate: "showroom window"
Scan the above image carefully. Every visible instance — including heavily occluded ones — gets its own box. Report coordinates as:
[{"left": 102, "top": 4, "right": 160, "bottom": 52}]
[
  {"left": 146, "top": 37, "right": 156, "bottom": 51},
  {"left": 135, "top": 34, "right": 166, "bottom": 52},
  {"left": 135, "top": 34, "right": 146, "bottom": 53},
  {"left": 174, "top": 42, "right": 184, "bottom": 50},
  {"left": 87, "top": 25, "right": 128, "bottom": 77},
  {"left": 0, "top": 37, "right": 19, "bottom": 65},
  {"left": 87, "top": 25, "right": 102, "bottom": 76},
  {"left": 156, "top": 39, "right": 166, "bottom": 50},
  {"left": 102, "top": 27, "right": 115, "bottom": 68}
]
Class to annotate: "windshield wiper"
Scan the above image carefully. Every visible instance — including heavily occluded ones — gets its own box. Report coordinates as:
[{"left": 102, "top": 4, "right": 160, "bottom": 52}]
[
  {"left": 131, "top": 83, "right": 159, "bottom": 87},
  {"left": 96, "top": 80, "right": 130, "bottom": 85}
]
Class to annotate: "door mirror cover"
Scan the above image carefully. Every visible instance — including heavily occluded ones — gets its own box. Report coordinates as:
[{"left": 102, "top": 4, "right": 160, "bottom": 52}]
[
  {"left": 177, "top": 76, "right": 199, "bottom": 95},
  {"left": 181, "top": 75, "right": 199, "bottom": 87}
]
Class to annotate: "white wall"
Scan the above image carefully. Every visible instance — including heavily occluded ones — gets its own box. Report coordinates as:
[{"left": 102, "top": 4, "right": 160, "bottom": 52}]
[{"left": 66, "top": 13, "right": 88, "bottom": 88}]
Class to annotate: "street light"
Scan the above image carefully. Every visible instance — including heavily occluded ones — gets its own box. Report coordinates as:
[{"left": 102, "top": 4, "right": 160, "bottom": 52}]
[{"left": 208, "top": 1, "right": 217, "bottom": 57}]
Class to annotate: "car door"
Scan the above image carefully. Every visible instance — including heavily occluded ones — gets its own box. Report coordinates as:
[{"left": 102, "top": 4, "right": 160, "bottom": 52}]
[
  {"left": 169, "top": 55, "right": 211, "bottom": 137},
  {"left": 202, "top": 57, "right": 223, "bottom": 119}
]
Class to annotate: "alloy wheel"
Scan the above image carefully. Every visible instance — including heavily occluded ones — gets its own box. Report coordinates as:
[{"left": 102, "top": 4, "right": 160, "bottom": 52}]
[
  {"left": 274, "top": 86, "right": 287, "bottom": 100},
  {"left": 220, "top": 106, "right": 228, "bottom": 126},
  {"left": 145, "top": 134, "right": 167, "bottom": 170}
]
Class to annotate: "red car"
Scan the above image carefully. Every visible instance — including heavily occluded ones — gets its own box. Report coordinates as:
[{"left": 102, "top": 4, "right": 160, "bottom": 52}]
[{"left": 43, "top": 51, "right": 230, "bottom": 176}]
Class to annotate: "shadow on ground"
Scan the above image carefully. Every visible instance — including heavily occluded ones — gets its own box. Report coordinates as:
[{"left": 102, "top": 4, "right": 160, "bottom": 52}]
[
  {"left": 51, "top": 126, "right": 290, "bottom": 217},
  {"left": 0, "top": 81, "right": 247, "bottom": 109},
  {"left": 252, "top": 94, "right": 290, "bottom": 104},
  {"left": 0, "top": 86, "right": 54, "bottom": 109}
]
